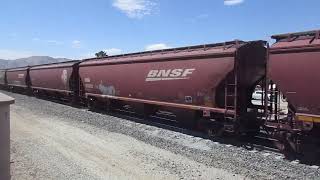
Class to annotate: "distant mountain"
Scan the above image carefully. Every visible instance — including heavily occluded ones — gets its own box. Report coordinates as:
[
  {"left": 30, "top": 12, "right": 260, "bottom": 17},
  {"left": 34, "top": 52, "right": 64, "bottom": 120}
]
[{"left": 0, "top": 56, "right": 73, "bottom": 69}]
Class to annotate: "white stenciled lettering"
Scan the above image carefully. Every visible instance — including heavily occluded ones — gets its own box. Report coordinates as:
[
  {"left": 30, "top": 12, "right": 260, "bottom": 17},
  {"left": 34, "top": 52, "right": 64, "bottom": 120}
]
[
  {"left": 18, "top": 74, "right": 25, "bottom": 78},
  {"left": 169, "top": 69, "right": 183, "bottom": 77},
  {"left": 157, "top": 69, "right": 171, "bottom": 77},
  {"left": 84, "top": 78, "right": 91, "bottom": 83},
  {"left": 147, "top": 70, "right": 158, "bottom": 78},
  {"left": 146, "top": 68, "right": 195, "bottom": 82},
  {"left": 182, "top": 68, "right": 195, "bottom": 77}
]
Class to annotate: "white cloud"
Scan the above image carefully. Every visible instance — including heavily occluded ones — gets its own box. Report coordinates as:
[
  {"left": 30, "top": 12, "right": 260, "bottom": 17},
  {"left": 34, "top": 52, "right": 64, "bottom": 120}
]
[
  {"left": 224, "top": 0, "right": 244, "bottom": 6},
  {"left": 197, "top": 14, "right": 209, "bottom": 19},
  {"left": 112, "top": 0, "right": 156, "bottom": 18},
  {"left": 32, "top": 37, "right": 40, "bottom": 41},
  {"left": 47, "top": 40, "right": 63, "bottom": 45},
  {"left": 79, "top": 48, "right": 123, "bottom": 59},
  {"left": 145, "top": 43, "right": 172, "bottom": 51},
  {"left": 186, "top": 13, "right": 209, "bottom": 23},
  {"left": 0, "top": 49, "right": 39, "bottom": 60},
  {"left": 72, "top": 40, "right": 82, "bottom": 48},
  {"left": 105, "top": 48, "right": 123, "bottom": 55},
  {"left": 77, "top": 53, "right": 94, "bottom": 59}
]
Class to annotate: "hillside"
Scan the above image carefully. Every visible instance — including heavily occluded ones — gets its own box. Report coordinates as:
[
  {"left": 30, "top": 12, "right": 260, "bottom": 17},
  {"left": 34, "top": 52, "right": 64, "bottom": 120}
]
[{"left": 0, "top": 56, "right": 73, "bottom": 69}]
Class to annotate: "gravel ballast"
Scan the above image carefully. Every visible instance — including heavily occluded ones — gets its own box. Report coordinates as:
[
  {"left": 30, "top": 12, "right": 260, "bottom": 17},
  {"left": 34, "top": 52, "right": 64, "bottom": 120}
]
[{"left": 5, "top": 90, "right": 320, "bottom": 180}]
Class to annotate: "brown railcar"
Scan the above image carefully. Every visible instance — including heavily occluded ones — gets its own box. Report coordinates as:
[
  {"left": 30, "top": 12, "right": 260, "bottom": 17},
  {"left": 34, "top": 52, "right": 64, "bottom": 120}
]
[
  {"left": 29, "top": 61, "right": 80, "bottom": 102},
  {"left": 0, "top": 70, "right": 6, "bottom": 87},
  {"left": 79, "top": 40, "right": 267, "bottom": 132},
  {"left": 0, "top": 30, "right": 318, "bottom": 155},
  {"left": 6, "top": 67, "right": 30, "bottom": 92},
  {"left": 268, "top": 30, "right": 320, "bottom": 153},
  {"left": 270, "top": 30, "right": 320, "bottom": 124}
]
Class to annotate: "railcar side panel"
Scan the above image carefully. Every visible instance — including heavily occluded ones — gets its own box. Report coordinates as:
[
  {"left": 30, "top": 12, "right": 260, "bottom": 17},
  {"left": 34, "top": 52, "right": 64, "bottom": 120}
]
[
  {"left": 6, "top": 69, "right": 29, "bottom": 88},
  {"left": 0, "top": 70, "right": 6, "bottom": 85},
  {"left": 30, "top": 67, "right": 74, "bottom": 92},
  {"left": 270, "top": 32, "right": 320, "bottom": 118},
  {"left": 269, "top": 51, "right": 320, "bottom": 116},
  {"left": 79, "top": 57, "right": 235, "bottom": 108}
]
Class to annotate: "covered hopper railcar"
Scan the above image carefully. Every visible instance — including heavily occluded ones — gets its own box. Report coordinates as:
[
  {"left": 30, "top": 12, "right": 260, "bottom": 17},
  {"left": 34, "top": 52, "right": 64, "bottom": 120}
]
[
  {"left": 0, "top": 29, "right": 318, "bottom": 155},
  {"left": 267, "top": 30, "right": 320, "bottom": 153},
  {"left": 29, "top": 61, "right": 81, "bottom": 103},
  {"left": 79, "top": 40, "right": 267, "bottom": 134},
  {"left": 6, "top": 67, "right": 31, "bottom": 93},
  {"left": 0, "top": 70, "right": 6, "bottom": 89}
]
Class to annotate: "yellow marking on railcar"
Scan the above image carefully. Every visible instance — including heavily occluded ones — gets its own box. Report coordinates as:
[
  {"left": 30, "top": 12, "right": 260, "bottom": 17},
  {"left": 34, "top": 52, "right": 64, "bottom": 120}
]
[{"left": 297, "top": 115, "right": 320, "bottom": 123}]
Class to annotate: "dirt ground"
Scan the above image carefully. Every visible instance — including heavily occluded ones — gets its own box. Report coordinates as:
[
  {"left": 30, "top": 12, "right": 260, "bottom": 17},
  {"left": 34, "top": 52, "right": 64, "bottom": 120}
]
[
  {"left": 8, "top": 91, "right": 320, "bottom": 180},
  {"left": 10, "top": 103, "right": 244, "bottom": 180}
]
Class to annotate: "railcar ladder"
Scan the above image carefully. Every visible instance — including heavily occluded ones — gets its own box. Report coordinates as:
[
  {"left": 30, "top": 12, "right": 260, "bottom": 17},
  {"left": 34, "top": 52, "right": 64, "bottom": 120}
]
[
  {"left": 224, "top": 72, "right": 238, "bottom": 121},
  {"left": 267, "top": 82, "right": 280, "bottom": 122},
  {"left": 223, "top": 41, "right": 239, "bottom": 133}
]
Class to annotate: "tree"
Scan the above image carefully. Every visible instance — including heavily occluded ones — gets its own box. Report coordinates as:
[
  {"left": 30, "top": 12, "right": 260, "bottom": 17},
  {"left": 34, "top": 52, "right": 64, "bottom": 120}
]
[{"left": 95, "top": 51, "right": 107, "bottom": 58}]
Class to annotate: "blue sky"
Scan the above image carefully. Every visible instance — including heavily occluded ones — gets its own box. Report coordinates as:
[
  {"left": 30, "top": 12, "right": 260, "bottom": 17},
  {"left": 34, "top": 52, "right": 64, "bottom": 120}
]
[{"left": 0, "top": 0, "right": 319, "bottom": 59}]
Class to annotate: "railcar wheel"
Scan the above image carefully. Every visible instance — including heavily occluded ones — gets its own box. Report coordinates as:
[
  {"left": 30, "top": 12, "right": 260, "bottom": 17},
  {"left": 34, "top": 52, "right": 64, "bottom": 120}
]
[
  {"left": 104, "top": 99, "right": 112, "bottom": 112},
  {"left": 143, "top": 104, "right": 156, "bottom": 120},
  {"left": 206, "top": 122, "right": 224, "bottom": 139},
  {"left": 273, "top": 131, "right": 295, "bottom": 158},
  {"left": 245, "top": 131, "right": 259, "bottom": 138},
  {"left": 273, "top": 131, "right": 286, "bottom": 151},
  {"left": 70, "top": 94, "right": 79, "bottom": 107},
  {"left": 177, "top": 110, "right": 197, "bottom": 129},
  {"left": 286, "top": 132, "right": 303, "bottom": 155},
  {"left": 87, "top": 97, "right": 96, "bottom": 110}
]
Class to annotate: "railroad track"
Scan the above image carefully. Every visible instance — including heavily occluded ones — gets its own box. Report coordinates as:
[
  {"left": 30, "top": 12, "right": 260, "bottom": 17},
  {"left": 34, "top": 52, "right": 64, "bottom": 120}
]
[
  {"left": 8, "top": 92, "right": 320, "bottom": 166},
  {"left": 92, "top": 106, "right": 320, "bottom": 165},
  {"left": 98, "top": 107, "right": 283, "bottom": 153}
]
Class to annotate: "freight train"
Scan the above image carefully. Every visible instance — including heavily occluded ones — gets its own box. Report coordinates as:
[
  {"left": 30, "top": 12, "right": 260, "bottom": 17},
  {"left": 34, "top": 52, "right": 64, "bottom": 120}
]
[{"left": 0, "top": 30, "right": 319, "bottom": 155}]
